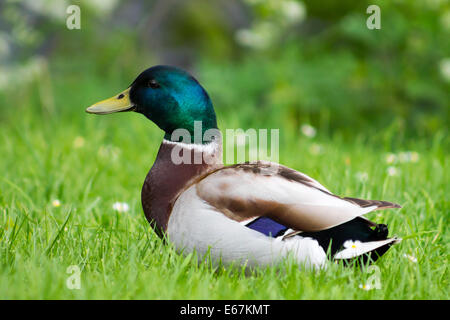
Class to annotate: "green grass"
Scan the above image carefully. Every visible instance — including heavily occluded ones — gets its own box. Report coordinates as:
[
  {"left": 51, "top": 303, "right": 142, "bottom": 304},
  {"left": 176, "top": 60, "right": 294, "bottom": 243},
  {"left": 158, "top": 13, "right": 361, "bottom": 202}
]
[{"left": 0, "top": 71, "right": 448, "bottom": 300}]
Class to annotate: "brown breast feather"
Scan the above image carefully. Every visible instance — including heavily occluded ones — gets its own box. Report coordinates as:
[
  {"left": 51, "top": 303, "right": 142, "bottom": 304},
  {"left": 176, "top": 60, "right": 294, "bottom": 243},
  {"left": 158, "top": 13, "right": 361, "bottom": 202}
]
[{"left": 142, "top": 141, "right": 221, "bottom": 237}]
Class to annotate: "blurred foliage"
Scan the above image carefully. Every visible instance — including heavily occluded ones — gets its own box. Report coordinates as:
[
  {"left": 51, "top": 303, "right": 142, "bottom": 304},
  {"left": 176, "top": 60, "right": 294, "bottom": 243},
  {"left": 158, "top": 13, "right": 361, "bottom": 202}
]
[{"left": 0, "top": 0, "right": 448, "bottom": 141}]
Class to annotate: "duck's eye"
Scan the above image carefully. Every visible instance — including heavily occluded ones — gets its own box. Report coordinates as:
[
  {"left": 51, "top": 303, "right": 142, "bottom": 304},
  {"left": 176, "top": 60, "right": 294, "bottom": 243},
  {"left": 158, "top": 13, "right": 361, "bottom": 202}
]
[{"left": 148, "top": 79, "right": 160, "bottom": 89}]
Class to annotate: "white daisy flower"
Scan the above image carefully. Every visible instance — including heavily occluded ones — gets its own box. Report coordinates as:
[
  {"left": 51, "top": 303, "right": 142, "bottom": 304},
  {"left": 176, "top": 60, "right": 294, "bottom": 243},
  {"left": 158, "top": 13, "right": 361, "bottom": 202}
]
[
  {"left": 52, "top": 199, "right": 61, "bottom": 207},
  {"left": 359, "top": 283, "right": 374, "bottom": 291},
  {"left": 385, "top": 153, "right": 397, "bottom": 164},
  {"left": 300, "top": 124, "right": 316, "bottom": 138},
  {"left": 343, "top": 240, "right": 362, "bottom": 250},
  {"left": 403, "top": 254, "right": 418, "bottom": 263},
  {"left": 336, "top": 240, "right": 364, "bottom": 258},
  {"left": 112, "top": 202, "right": 129, "bottom": 213},
  {"left": 387, "top": 166, "right": 399, "bottom": 176}
]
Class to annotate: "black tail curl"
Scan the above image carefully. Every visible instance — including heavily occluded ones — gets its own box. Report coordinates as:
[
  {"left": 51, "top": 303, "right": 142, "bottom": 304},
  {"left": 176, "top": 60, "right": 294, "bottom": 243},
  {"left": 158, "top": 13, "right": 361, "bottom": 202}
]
[{"left": 299, "top": 217, "right": 391, "bottom": 262}]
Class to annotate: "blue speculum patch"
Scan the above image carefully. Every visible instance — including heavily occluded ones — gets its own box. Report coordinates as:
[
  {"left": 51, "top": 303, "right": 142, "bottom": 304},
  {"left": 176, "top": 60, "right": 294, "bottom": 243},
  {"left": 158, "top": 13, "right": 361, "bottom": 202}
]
[{"left": 246, "top": 217, "right": 288, "bottom": 237}]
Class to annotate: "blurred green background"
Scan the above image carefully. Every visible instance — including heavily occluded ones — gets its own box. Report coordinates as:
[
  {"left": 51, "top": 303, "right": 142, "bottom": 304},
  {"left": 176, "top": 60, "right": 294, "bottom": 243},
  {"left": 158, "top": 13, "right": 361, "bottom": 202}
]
[
  {"left": 0, "top": 0, "right": 449, "bottom": 300},
  {"left": 0, "top": 0, "right": 448, "bottom": 141}
]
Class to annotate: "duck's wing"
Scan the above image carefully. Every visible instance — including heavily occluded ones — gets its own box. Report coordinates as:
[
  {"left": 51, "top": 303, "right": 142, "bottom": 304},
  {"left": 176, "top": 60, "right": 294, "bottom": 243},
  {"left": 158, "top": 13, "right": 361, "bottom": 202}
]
[{"left": 194, "top": 161, "right": 401, "bottom": 232}]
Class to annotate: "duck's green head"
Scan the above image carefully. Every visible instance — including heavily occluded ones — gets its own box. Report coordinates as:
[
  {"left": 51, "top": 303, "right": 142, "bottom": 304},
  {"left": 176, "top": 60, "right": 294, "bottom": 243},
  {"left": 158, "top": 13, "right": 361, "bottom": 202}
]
[{"left": 86, "top": 65, "right": 217, "bottom": 143}]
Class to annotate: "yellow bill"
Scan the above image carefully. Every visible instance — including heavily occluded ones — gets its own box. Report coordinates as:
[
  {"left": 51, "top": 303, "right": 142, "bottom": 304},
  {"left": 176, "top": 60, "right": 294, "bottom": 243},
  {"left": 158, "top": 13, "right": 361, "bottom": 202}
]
[{"left": 86, "top": 87, "right": 135, "bottom": 114}]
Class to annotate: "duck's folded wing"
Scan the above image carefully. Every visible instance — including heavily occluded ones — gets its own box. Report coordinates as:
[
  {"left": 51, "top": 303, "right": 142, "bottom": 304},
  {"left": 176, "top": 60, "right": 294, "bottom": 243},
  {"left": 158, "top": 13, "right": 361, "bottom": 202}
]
[{"left": 195, "top": 161, "right": 400, "bottom": 232}]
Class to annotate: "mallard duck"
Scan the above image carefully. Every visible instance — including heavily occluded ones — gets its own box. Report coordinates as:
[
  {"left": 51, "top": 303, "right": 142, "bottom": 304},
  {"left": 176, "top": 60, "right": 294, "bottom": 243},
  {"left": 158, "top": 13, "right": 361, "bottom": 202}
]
[{"left": 86, "top": 65, "right": 401, "bottom": 269}]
